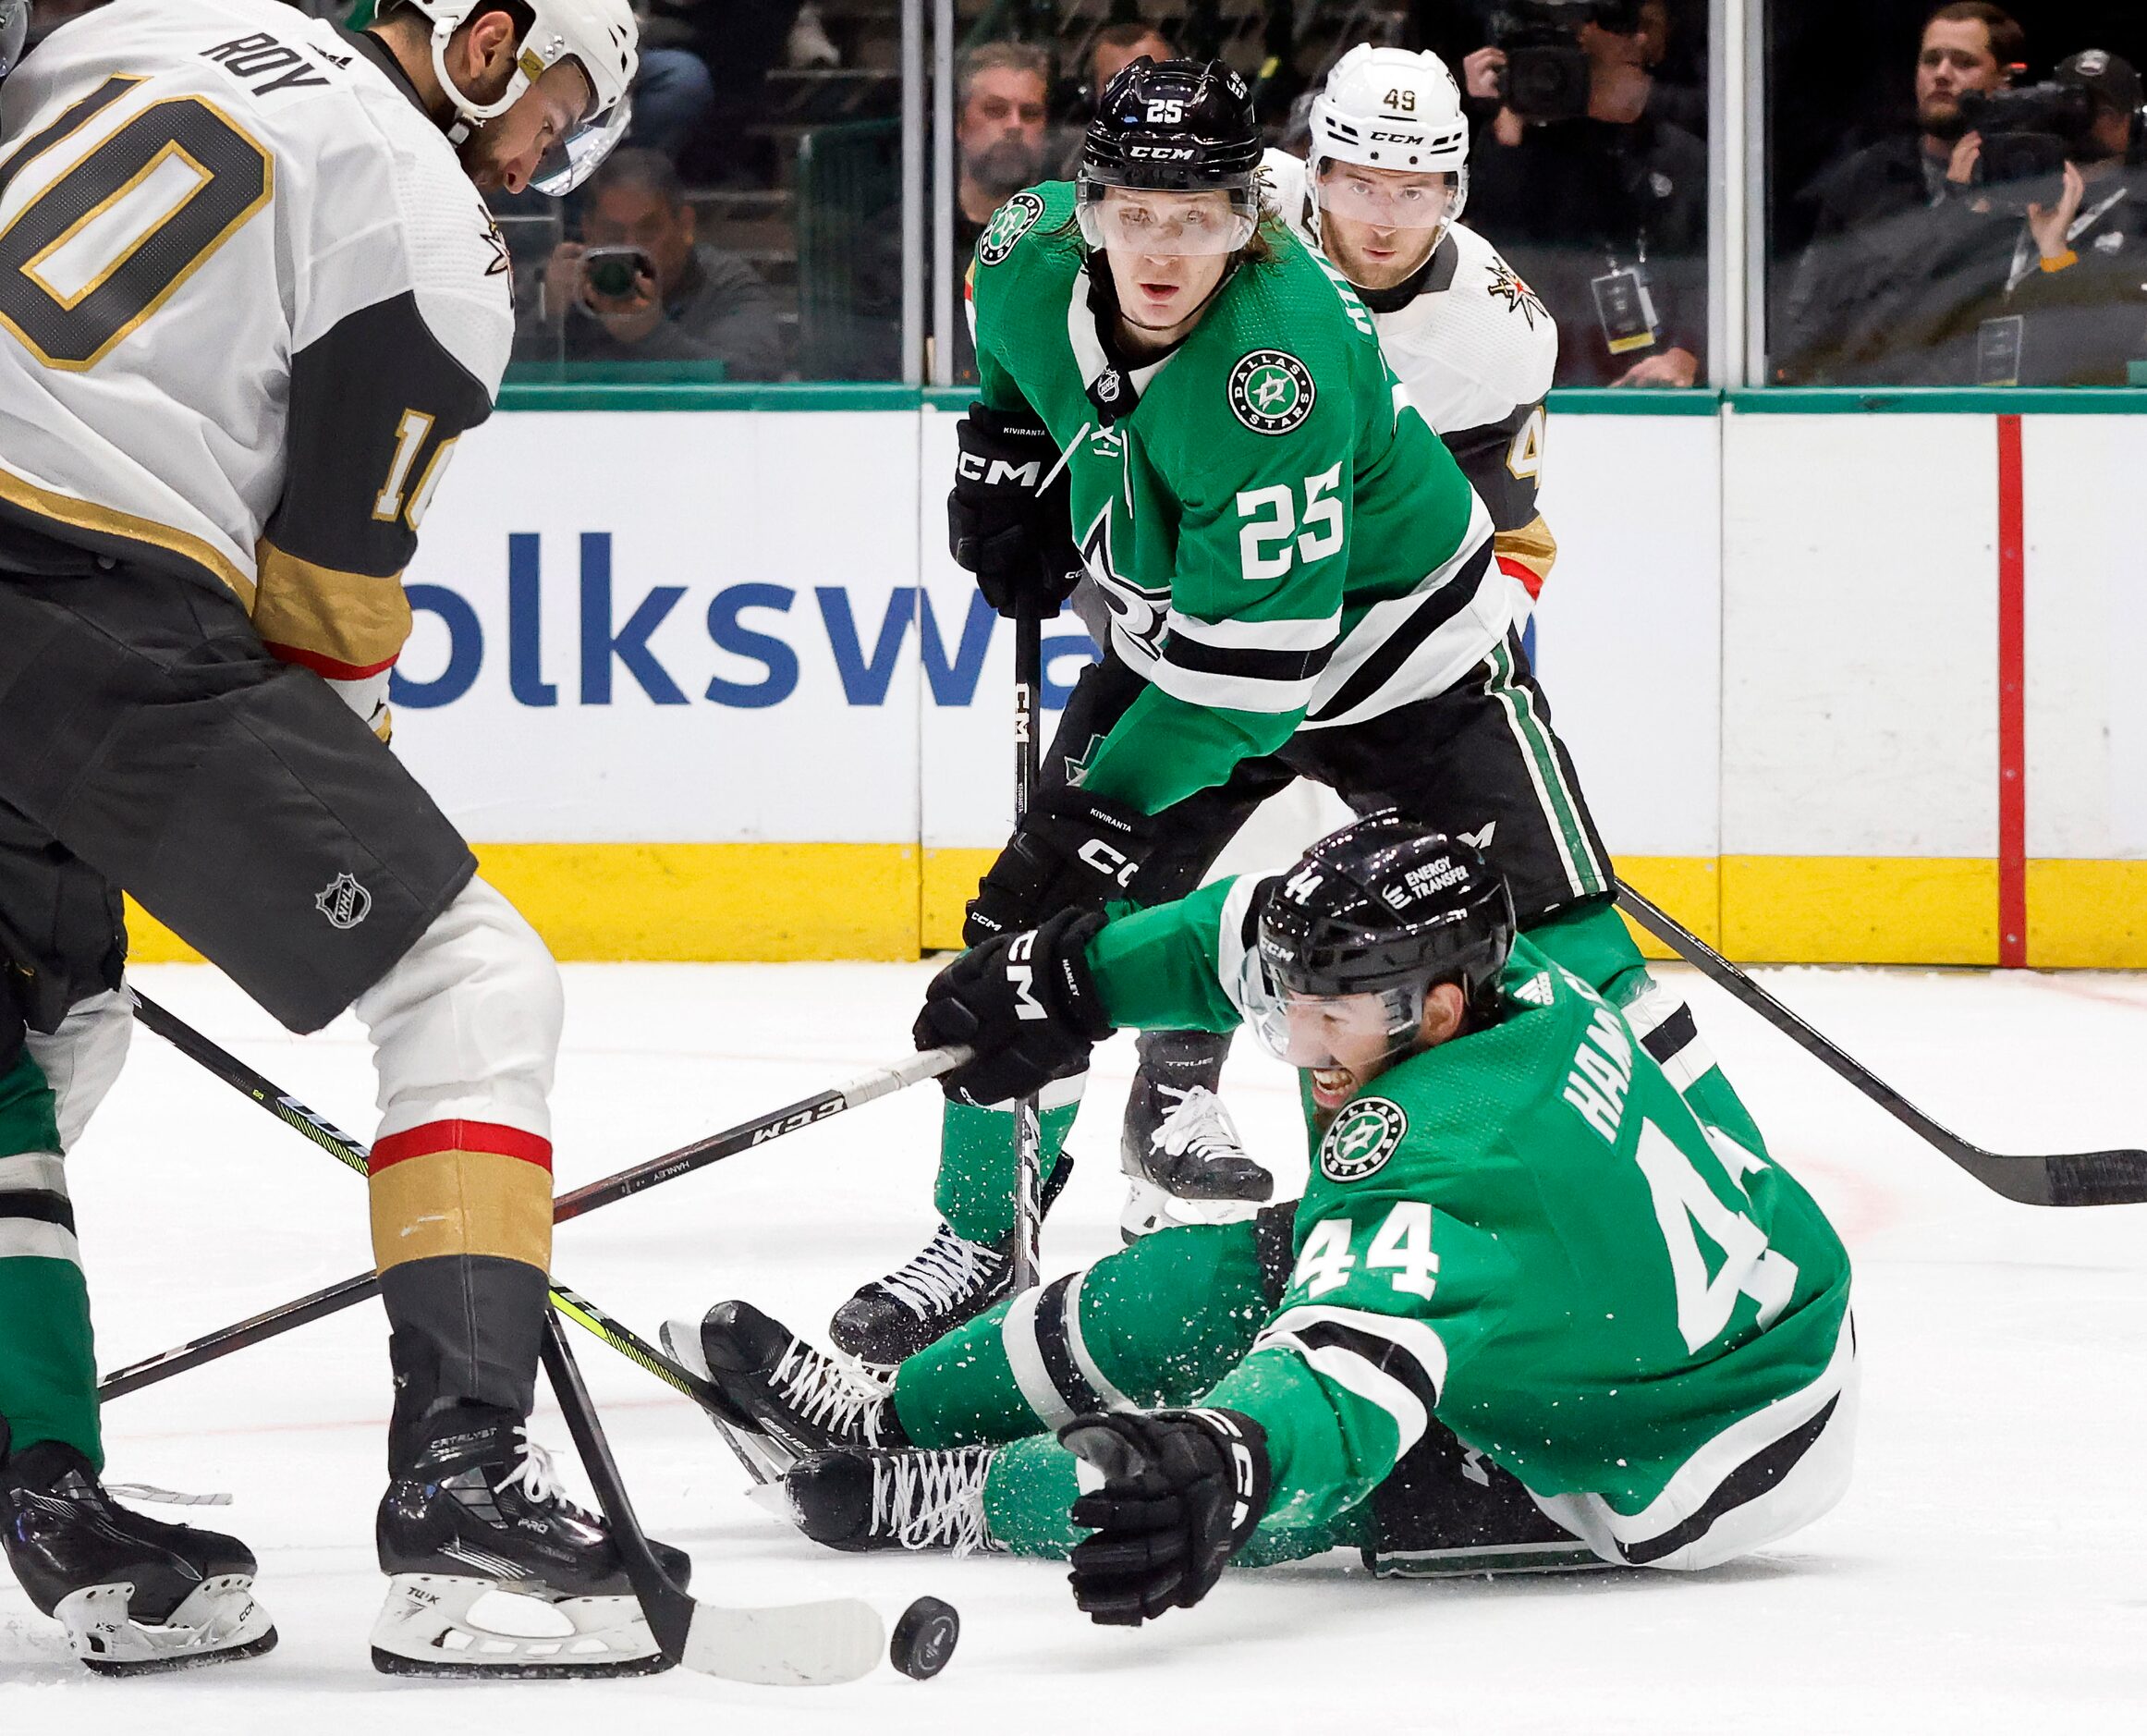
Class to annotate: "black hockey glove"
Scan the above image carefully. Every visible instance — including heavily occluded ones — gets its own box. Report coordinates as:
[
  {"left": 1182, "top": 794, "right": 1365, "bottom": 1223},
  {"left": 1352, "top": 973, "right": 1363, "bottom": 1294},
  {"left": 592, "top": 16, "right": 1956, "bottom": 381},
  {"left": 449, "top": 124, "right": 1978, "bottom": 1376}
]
[
  {"left": 1062, "top": 1408, "right": 1273, "bottom": 1628},
  {"left": 914, "top": 908, "right": 1112, "bottom": 1107},
  {"left": 962, "top": 787, "right": 1154, "bottom": 947},
  {"left": 948, "top": 403, "right": 1085, "bottom": 621}
]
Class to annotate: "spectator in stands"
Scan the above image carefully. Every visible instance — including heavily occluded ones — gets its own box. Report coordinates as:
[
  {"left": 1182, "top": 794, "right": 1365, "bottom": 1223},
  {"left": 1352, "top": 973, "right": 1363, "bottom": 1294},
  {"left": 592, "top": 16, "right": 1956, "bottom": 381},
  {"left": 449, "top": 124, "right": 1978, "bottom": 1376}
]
[
  {"left": 1775, "top": 3, "right": 2025, "bottom": 383},
  {"left": 520, "top": 149, "right": 784, "bottom": 377},
  {"left": 1463, "top": 5, "right": 1708, "bottom": 385},
  {"left": 627, "top": 4, "right": 717, "bottom": 163},
  {"left": 956, "top": 41, "right": 1052, "bottom": 247},
  {"left": 1965, "top": 50, "right": 2147, "bottom": 385},
  {"left": 949, "top": 41, "right": 1052, "bottom": 381}
]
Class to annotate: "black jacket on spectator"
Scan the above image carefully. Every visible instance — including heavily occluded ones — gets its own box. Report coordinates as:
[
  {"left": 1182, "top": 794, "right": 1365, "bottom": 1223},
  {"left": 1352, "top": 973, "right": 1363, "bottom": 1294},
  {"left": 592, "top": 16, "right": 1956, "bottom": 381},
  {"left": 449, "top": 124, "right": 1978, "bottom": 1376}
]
[
  {"left": 1982, "top": 171, "right": 2147, "bottom": 385},
  {"left": 1467, "top": 112, "right": 1708, "bottom": 385},
  {"left": 517, "top": 243, "right": 785, "bottom": 378},
  {"left": 1775, "top": 134, "right": 2020, "bottom": 385}
]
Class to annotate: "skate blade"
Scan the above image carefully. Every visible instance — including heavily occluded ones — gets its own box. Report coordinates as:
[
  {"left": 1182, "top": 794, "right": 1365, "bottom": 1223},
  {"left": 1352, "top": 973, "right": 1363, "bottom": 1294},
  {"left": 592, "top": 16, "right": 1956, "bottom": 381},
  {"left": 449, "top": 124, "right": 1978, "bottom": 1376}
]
[
  {"left": 371, "top": 1573, "right": 666, "bottom": 1678},
  {"left": 60, "top": 1575, "right": 276, "bottom": 1675},
  {"left": 1118, "top": 1178, "right": 1264, "bottom": 1243}
]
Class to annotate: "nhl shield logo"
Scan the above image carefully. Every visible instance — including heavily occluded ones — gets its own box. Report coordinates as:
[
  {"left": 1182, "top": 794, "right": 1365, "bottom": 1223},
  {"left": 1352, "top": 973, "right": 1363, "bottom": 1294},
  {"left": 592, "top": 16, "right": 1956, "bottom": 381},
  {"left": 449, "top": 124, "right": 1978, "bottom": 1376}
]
[
  {"left": 1228, "top": 350, "right": 1316, "bottom": 435},
  {"left": 1319, "top": 1096, "right": 1408, "bottom": 1183},
  {"left": 977, "top": 190, "right": 1046, "bottom": 267},
  {"left": 315, "top": 872, "right": 372, "bottom": 931}
]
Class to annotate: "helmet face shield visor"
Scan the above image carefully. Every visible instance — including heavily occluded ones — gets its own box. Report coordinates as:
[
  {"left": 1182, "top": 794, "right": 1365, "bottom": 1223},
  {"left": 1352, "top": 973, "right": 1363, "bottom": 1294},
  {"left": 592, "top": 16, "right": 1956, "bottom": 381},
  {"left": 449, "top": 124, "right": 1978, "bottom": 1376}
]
[
  {"left": 1077, "top": 180, "right": 1259, "bottom": 256},
  {"left": 1250, "top": 979, "right": 1429, "bottom": 1071},
  {"left": 1315, "top": 164, "right": 1464, "bottom": 233},
  {"left": 531, "top": 92, "right": 633, "bottom": 197}
]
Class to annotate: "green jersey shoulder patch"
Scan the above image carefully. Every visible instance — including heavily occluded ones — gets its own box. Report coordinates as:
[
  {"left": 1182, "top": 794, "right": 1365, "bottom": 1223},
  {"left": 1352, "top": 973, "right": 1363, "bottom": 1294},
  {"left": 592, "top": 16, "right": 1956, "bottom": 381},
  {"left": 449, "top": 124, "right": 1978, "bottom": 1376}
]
[
  {"left": 977, "top": 189, "right": 1047, "bottom": 267},
  {"left": 1320, "top": 1095, "right": 1409, "bottom": 1182},
  {"left": 1227, "top": 348, "right": 1316, "bottom": 434}
]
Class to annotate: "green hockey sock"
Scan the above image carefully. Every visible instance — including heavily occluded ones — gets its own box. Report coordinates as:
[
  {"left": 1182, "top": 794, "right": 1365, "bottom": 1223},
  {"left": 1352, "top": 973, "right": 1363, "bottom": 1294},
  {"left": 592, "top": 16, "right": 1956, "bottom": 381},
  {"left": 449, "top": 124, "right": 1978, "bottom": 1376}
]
[
  {"left": 0, "top": 1046, "right": 101, "bottom": 1466},
  {"left": 933, "top": 1088, "right": 1082, "bottom": 1243},
  {"left": 892, "top": 1217, "right": 1277, "bottom": 1449}
]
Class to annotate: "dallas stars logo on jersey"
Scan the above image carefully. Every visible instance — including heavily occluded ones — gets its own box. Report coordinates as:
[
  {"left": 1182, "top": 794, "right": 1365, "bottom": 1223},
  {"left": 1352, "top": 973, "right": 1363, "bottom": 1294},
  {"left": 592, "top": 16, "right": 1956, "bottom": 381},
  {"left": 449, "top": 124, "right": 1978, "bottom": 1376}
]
[
  {"left": 1228, "top": 349, "right": 1316, "bottom": 435},
  {"left": 1320, "top": 1097, "right": 1409, "bottom": 1182},
  {"left": 977, "top": 191, "right": 1046, "bottom": 268}
]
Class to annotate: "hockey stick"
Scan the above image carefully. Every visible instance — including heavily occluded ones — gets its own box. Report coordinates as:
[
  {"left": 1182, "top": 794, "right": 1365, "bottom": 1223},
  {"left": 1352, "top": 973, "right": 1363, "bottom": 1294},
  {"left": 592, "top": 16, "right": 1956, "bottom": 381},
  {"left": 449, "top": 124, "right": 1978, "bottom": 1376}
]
[
  {"left": 538, "top": 1313, "right": 890, "bottom": 1685},
  {"left": 1615, "top": 886, "right": 2147, "bottom": 1207},
  {"left": 98, "top": 1020, "right": 969, "bottom": 1400},
  {"left": 1001, "top": 419, "right": 1091, "bottom": 1293},
  {"left": 124, "top": 991, "right": 778, "bottom": 1483},
  {"left": 1009, "top": 608, "right": 1045, "bottom": 1292}
]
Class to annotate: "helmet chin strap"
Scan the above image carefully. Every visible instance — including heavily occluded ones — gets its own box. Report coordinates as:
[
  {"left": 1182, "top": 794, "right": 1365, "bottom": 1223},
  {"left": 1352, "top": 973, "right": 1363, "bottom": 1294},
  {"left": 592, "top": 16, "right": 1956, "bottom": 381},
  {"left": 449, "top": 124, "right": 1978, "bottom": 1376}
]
[{"left": 429, "top": 14, "right": 529, "bottom": 141}]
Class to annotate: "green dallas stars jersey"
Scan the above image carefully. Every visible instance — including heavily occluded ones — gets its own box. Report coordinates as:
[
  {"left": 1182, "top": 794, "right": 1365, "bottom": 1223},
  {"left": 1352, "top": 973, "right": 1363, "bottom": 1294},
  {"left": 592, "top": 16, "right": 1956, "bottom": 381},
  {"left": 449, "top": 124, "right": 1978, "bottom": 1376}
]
[
  {"left": 1083, "top": 878, "right": 1855, "bottom": 1559},
  {"left": 967, "top": 183, "right": 1505, "bottom": 814}
]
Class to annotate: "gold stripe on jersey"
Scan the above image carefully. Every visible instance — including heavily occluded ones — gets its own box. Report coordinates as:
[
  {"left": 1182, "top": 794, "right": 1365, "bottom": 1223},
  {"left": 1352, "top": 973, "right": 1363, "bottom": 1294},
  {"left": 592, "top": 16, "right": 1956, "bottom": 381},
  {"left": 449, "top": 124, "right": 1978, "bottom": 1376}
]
[
  {"left": 1494, "top": 515, "right": 1558, "bottom": 600},
  {"left": 0, "top": 458, "right": 252, "bottom": 600},
  {"left": 252, "top": 541, "right": 413, "bottom": 679}
]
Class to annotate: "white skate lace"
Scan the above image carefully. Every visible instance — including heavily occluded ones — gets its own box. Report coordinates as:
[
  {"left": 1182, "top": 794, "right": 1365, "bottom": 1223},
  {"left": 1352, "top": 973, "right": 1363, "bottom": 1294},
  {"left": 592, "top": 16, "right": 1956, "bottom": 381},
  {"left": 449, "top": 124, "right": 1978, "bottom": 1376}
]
[
  {"left": 878, "top": 1223, "right": 1004, "bottom": 1320},
  {"left": 1152, "top": 1085, "right": 1248, "bottom": 1170},
  {"left": 772, "top": 1341, "right": 897, "bottom": 1446},
  {"left": 869, "top": 1448, "right": 997, "bottom": 1556},
  {"left": 492, "top": 1429, "right": 574, "bottom": 1510}
]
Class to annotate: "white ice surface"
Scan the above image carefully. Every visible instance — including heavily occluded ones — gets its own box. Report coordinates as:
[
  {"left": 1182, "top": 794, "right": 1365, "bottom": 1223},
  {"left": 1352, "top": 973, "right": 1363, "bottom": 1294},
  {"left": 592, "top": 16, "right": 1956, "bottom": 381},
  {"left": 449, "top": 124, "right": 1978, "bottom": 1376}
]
[{"left": 3, "top": 960, "right": 2144, "bottom": 1732}]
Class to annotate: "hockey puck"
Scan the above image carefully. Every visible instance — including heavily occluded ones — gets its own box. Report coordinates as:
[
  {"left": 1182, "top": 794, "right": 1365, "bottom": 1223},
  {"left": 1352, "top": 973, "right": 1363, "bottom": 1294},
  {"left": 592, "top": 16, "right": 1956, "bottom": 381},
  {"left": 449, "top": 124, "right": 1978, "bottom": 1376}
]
[{"left": 889, "top": 1595, "right": 959, "bottom": 1681}]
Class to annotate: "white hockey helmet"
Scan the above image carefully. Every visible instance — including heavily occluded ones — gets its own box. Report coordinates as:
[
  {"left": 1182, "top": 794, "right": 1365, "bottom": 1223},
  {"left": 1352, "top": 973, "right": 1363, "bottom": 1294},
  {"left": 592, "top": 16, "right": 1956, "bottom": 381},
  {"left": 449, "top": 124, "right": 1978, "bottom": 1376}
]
[
  {"left": 402, "top": 0, "right": 640, "bottom": 195},
  {"left": 1306, "top": 44, "right": 1470, "bottom": 242}
]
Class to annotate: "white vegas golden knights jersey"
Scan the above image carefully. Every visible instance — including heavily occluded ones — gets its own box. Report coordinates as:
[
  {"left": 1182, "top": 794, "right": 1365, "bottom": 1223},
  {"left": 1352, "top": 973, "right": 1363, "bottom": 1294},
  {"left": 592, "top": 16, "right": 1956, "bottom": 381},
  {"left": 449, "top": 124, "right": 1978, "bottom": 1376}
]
[
  {"left": 1259, "top": 148, "right": 1560, "bottom": 617},
  {"left": 0, "top": 0, "right": 512, "bottom": 714}
]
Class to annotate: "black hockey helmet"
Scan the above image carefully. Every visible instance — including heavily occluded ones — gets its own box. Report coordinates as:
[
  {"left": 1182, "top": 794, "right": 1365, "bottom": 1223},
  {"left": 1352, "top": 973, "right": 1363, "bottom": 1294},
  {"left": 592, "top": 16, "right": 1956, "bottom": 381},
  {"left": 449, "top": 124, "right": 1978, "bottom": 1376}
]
[
  {"left": 1077, "top": 58, "right": 1263, "bottom": 254},
  {"left": 1257, "top": 813, "right": 1517, "bottom": 1015}
]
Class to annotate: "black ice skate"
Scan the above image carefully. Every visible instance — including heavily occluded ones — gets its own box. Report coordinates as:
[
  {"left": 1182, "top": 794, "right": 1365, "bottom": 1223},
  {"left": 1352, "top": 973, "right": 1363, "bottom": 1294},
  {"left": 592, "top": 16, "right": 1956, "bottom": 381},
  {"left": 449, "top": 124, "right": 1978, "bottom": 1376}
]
[
  {"left": 665, "top": 1301, "right": 909, "bottom": 1467},
  {"left": 828, "top": 1154, "right": 1075, "bottom": 1367},
  {"left": 371, "top": 1412, "right": 689, "bottom": 1678},
  {"left": 0, "top": 1429, "right": 275, "bottom": 1675},
  {"left": 1119, "top": 1072, "right": 1273, "bottom": 1242},
  {"left": 783, "top": 1445, "right": 999, "bottom": 1556}
]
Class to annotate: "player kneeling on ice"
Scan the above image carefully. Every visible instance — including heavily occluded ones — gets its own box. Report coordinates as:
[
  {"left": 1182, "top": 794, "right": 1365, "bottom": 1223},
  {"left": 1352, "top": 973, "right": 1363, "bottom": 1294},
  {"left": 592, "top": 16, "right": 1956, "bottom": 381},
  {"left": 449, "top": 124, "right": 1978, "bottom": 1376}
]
[
  {"left": 671, "top": 816, "right": 1856, "bottom": 1619},
  {"left": 0, "top": 0, "right": 677, "bottom": 1677}
]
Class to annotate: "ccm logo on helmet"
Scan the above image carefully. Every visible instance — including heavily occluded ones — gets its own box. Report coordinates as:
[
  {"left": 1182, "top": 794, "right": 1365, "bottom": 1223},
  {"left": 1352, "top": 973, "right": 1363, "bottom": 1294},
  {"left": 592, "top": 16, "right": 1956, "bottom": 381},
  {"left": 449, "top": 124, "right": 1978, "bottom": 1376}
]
[
  {"left": 1369, "top": 130, "right": 1431, "bottom": 142},
  {"left": 1127, "top": 144, "right": 1197, "bottom": 160},
  {"left": 958, "top": 453, "right": 1043, "bottom": 488}
]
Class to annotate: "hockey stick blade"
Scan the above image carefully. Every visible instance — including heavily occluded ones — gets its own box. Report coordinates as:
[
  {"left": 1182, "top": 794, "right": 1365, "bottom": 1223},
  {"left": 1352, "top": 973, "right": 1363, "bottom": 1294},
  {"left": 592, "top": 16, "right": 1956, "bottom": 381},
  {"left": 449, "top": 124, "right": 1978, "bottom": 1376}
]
[
  {"left": 540, "top": 1315, "right": 885, "bottom": 1686},
  {"left": 1616, "top": 886, "right": 2147, "bottom": 1207}
]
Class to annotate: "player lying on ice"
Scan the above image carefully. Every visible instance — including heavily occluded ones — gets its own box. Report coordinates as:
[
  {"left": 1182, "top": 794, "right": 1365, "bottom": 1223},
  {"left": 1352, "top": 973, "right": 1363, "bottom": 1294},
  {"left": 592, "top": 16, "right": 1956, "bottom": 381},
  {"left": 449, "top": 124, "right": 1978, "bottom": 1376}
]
[
  {"left": 671, "top": 816, "right": 1857, "bottom": 1617},
  {"left": 831, "top": 53, "right": 1770, "bottom": 1371}
]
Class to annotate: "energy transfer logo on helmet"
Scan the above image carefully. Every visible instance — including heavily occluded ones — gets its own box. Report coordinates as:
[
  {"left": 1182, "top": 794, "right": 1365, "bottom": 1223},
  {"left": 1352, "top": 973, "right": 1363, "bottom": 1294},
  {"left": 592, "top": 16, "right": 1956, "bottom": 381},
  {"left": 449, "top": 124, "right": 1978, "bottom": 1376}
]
[
  {"left": 1320, "top": 1096, "right": 1409, "bottom": 1182},
  {"left": 1229, "top": 350, "right": 1315, "bottom": 434},
  {"left": 977, "top": 191, "right": 1046, "bottom": 267}
]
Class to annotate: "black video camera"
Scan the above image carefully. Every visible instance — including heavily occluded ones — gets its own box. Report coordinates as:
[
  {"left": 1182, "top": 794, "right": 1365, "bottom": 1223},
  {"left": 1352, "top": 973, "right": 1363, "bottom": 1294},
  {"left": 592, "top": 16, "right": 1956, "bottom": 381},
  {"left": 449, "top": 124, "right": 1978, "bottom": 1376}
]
[
  {"left": 1959, "top": 80, "right": 2099, "bottom": 206},
  {"left": 1490, "top": 0, "right": 1645, "bottom": 124}
]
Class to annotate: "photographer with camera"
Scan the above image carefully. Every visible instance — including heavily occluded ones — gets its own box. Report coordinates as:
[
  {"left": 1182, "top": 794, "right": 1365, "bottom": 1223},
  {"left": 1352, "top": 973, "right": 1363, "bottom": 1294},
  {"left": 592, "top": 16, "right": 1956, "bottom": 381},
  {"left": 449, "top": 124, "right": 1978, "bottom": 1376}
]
[
  {"left": 1463, "top": 0, "right": 1708, "bottom": 385},
  {"left": 521, "top": 147, "right": 782, "bottom": 376},
  {"left": 1775, "top": 3, "right": 2025, "bottom": 384},
  {"left": 1959, "top": 50, "right": 2147, "bottom": 385}
]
